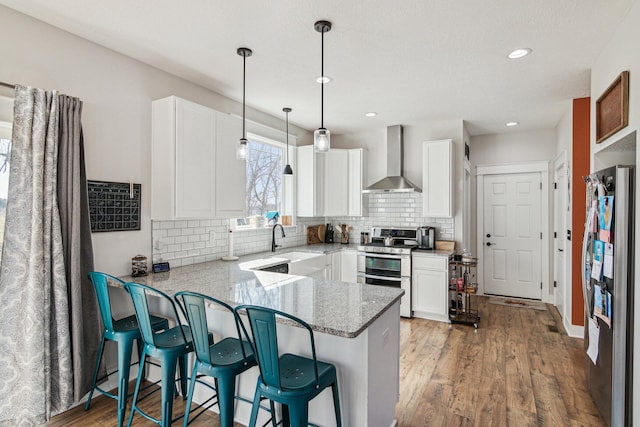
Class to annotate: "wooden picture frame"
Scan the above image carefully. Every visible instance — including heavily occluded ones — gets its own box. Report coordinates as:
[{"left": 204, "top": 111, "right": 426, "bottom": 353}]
[{"left": 596, "top": 71, "right": 629, "bottom": 144}]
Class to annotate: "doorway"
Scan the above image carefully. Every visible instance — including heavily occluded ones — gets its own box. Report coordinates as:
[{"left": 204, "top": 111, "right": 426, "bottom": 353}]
[
  {"left": 553, "top": 152, "right": 569, "bottom": 323},
  {"left": 476, "top": 162, "right": 550, "bottom": 301}
]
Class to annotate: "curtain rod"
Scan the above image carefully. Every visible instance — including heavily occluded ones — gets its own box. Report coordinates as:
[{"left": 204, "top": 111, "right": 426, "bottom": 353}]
[{"left": 0, "top": 81, "right": 15, "bottom": 89}]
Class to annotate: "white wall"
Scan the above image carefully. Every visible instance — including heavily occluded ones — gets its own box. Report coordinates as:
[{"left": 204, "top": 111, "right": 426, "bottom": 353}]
[
  {"left": 470, "top": 128, "right": 557, "bottom": 165},
  {"left": 556, "top": 105, "right": 573, "bottom": 157},
  {"left": 0, "top": 6, "right": 311, "bottom": 276}
]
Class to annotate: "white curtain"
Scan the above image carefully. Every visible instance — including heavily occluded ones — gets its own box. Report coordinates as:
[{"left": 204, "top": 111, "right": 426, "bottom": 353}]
[{"left": 0, "top": 86, "right": 73, "bottom": 425}]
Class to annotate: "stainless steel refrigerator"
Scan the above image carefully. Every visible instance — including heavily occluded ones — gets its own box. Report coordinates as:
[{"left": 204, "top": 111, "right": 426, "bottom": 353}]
[{"left": 582, "top": 165, "right": 634, "bottom": 426}]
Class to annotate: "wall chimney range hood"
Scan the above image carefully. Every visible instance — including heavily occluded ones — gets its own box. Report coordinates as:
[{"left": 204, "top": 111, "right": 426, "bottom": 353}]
[{"left": 362, "top": 125, "right": 422, "bottom": 193}]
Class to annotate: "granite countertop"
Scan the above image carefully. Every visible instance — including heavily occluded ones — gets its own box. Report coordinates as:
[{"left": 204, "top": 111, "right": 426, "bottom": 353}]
[{"left": 121, "top": 244, "right": 402, "bottom": 339}]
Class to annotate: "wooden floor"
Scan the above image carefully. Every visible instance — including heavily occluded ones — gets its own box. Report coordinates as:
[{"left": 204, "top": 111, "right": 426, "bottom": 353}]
[{"left": 47, "top": 296, "right": 604, "bottom": 426}]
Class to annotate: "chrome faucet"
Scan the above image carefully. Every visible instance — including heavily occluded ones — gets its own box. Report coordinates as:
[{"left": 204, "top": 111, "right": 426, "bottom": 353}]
[{"left": 271, "top": 224, "right": 285, "bottom": 252}]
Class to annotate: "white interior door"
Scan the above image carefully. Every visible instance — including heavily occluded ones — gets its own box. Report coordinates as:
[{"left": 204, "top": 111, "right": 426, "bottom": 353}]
[
  {"left": 553, "top": 154, "right": 568, "bottom": 319},
  {"left": 483, "top": 172, "right": 542, "bottom": 299}
]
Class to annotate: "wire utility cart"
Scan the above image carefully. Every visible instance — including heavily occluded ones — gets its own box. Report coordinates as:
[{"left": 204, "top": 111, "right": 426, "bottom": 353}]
[{"left": 448, "top": 258, "right": 480, "bottom": 329}]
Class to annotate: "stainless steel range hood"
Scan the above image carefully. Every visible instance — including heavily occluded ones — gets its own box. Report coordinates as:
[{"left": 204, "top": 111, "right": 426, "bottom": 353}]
[{"left": 362, "top": 125, "right": 422, "bottom": 193}]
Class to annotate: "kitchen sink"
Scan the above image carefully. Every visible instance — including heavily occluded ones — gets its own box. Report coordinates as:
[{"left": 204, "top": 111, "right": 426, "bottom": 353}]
[
  {"left": 274, "top": 251, "right": 323, "bottom": 262},
  {"left": 240, "top": 251, "right": 327, "bottom": 279}
]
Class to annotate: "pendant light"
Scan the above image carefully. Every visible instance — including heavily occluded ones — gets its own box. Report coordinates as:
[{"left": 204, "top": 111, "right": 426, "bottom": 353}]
[
  {"left": 236, "top": 47, "right": 252, "bottom": 160},
  {"left": 283, "top": 107, "right": 293, "bottom": 175},
  {"left": 314, "top": 20, "right": 332, "bottom": 153}
]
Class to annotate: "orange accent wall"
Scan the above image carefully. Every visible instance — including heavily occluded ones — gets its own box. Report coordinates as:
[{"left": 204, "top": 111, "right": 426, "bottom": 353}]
[{"left": 571, "top": 97, "right": 590, "bottom": 326}]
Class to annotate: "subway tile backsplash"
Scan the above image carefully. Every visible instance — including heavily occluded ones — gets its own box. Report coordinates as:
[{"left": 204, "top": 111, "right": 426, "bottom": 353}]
[{"left": 151, "top": 192, "right": 454, "bottom": 267}]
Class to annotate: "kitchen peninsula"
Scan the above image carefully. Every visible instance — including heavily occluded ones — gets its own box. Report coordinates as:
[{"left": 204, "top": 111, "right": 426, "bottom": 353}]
[{"left": 123, "top": 248, "right": 403, "bottom": 427}]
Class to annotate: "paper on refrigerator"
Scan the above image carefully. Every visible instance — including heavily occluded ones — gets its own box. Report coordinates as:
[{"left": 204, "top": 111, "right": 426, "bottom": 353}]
[{"left": 587, "top": 317, "right": 600, "bottom": 364}]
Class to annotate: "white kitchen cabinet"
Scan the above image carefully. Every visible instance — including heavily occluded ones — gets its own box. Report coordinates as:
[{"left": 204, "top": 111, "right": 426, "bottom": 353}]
[
  {"left": 411, "top": 253, "right": 449, "bottom": 322},
  {"left": 340, "top": 249, "right": 358, "bottom": 283},
  {"left": 297, "top": 146, "right": 366, "bottom": 217},
  {"left": 151, "top": 96, "right": 245, "bottom": 220},
  {"left": 423, "top": 139, "right": 453, "bottom": 217},
  {"left": 348, "top": 149, "right": 367, "bottom": 216},
  {"left": 330, "top": 251, "right": 342, "bottom": 281},
  {"left": 324, "top": 150, "right": 349, "bottom": 216},
  {"left": 296, "top": 145, "right": 325, "bottom": 217},
  {"left": 215, "top": 112, "right": 245, "bottom": 217}
]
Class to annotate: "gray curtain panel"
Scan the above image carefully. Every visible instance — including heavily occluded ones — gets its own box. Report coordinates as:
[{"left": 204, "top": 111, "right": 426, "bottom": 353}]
[
  {"left": 0, "top": 86, "right": 73, "bottom": 425},
  {"left": 57, "top": 94, "right": 101, "bottom": 401}
]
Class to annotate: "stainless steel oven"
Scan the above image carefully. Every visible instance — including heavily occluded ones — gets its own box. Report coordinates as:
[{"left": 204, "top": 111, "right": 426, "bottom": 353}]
[{"left": 357, "top": 226, "right": 418, "bottom": 317}]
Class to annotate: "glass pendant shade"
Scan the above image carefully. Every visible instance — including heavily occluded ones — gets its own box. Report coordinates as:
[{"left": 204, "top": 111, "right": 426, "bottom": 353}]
[
  {"left": 236, "top": 138, "right": 248, "bottom": 160},
  {"left": 314, "top": 128, "right": 330, "bottom": 153}
]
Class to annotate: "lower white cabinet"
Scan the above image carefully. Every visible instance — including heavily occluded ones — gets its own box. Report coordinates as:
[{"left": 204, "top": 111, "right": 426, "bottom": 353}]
[
  {"left": 412, "top": 253, "right": 449, "bottom": 322},
  {"left": 330, "top": 251, "right": 342, "bottom": 281},
  {"left": 340, "top": 250, "right": 358, "bottom": 283}
]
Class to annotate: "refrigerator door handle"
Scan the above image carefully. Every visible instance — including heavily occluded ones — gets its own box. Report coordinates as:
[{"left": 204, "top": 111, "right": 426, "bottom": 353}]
[{"left": 582, "top": 203, "right": 594, "bottom": 319}]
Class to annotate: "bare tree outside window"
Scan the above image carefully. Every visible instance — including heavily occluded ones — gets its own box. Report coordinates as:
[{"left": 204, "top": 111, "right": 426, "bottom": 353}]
[{"left": 245, "top": 139, "right": 283, "bottom": 219}]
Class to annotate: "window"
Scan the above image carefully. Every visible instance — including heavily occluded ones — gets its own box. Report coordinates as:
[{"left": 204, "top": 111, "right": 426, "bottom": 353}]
[
  {"left": 235, "top": 133, "right": 291, "bottom": 229},
  {"left": 246, "top": 136, "right": 283, "bottom": 218},
  {"left": 0, "top": 123, "right": 12, "bottom": 260}
]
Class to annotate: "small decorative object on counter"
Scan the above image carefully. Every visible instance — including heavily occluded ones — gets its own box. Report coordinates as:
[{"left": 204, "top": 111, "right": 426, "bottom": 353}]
[
  {"left": 265, "top": 211, "right": 280, "bottom": 225},
  {"left": 131, "top": 255, "right": 148, "bottom": 277},
  {"left": 340, "top": 224, "right": 350, "bottom": 244}
]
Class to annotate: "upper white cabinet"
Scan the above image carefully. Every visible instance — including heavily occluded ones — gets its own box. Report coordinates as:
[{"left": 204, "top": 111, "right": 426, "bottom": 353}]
[
  {"left": 324, "top": 150, "right": 349, "bottom": 216},
  {"left": 296, "top": 145, "right": 325, "bottom": 217},
  {"left": 215, "top": 112, "right": 245, "bottom": 217},
  {"left": 348, "top": 149, "right": 367, "bottom": 217},
  {"left": 297, "top": 146, "right": 366, "bottom": 217},
  {"left": 151, "top": 96, "right": 245, "bottom": 219},
  {"left": 423, "top": 139, "right": 453, "bottom": 217}
]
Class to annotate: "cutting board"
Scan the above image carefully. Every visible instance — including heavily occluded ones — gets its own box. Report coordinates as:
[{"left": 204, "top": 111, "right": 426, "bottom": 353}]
[
  {"left": 307, "top": 225, "right": 323, "bottom": 245},
  {"left": 318, "top": 224, "right": 326, "bottom": 242}
]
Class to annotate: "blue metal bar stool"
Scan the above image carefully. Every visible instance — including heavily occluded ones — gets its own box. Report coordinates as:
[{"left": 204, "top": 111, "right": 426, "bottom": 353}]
[
  {"left": 235, "top": 305, "right": 342, "bottom": 427},
  {"left": 175, "top": 291, "right": 273, "bottom": 427},
  {"left": 124, "top": 282, "right": 197, "bottom": 427},
  {"left": 85, "top": 272, "right": 169, "bottom": 427}
]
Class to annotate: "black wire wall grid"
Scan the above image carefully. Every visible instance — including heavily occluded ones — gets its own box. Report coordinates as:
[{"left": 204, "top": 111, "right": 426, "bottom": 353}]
[{"left": 88, "top": 180, "right": 141, "bottom": 232}]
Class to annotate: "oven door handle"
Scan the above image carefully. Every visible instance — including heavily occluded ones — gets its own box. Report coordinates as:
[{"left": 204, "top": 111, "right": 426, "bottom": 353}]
[
  {"left": 357, "top": 252, "right": 406, "bottom": 261},
  {"left": 357, "top": 273, "right": 403, "bottom": 282}
]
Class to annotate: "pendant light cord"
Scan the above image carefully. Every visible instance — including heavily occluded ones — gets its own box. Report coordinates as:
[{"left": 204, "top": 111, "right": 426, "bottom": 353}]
[
  {"left": 242, "top": 54, "right": 246, "bottom": 139},
  {"left": 320, "top": 29, "right": 324, "bottom": 129},
  {"left": 286, "top": 110, "right": 290, "bottom": 163}
]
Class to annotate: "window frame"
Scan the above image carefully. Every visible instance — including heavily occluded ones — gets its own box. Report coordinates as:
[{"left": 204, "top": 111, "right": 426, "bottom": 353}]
[{"left": 234, "top": 129, "right": 296, "bottom": 231}]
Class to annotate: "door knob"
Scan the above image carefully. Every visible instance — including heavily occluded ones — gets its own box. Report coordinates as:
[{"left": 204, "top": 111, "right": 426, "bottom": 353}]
[
  {"left": 486, "top": 242, "right": 492, "bottom": 246},
  {"left": 486, "top": 233, "right": 491, "bottom": 238}
]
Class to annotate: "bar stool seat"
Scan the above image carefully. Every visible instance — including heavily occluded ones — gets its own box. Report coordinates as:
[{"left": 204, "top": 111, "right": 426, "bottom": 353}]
[
  {"left": 235, "top": 305, "right": 342, "bottom": 427},
  {"left": 85, "top": 272, "right": 169, "bottom": 427},
  {"left": 175, "top": 291, "right": 272, "bottom": 427},
  {"left": 124, "top": 282, "right": 197, "bottom": 427}
]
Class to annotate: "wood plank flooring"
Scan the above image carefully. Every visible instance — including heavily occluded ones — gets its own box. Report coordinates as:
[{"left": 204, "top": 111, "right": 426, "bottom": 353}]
[
  {"left": 396, "top": 296, "right": 605, "bottom": 427},
  {"left": 47, "top": 296, "right": 604, "bottom": 426}
]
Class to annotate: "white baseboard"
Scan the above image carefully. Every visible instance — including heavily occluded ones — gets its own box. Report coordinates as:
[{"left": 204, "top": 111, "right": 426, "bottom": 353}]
[{"left": 563, "top": 318, "right": 585, "bottom": 339}]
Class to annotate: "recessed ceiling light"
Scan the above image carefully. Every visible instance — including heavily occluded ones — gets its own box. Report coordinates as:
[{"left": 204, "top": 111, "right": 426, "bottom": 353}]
[
  {"left": 507, "top": 48, "right": 532, "bottom": 59},
  {"left": 365, "top": 112, "right": 378, "bottom": 117},
  {"left": 316, "top": 75, "right": 332, "bottom": 84},
  {"left": 506, "top": 121, "right": 519, "bottom": 127}
]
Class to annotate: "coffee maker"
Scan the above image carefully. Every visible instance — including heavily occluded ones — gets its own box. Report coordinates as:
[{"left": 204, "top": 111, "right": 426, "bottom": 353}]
[{"left": 417, "top": 226, "right": 435, "bottom": 249}]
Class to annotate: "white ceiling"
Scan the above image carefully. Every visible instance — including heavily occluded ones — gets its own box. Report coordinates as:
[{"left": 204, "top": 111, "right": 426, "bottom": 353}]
[{"left": 1, "top": 0, "right": 635, "bottom": 136}]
